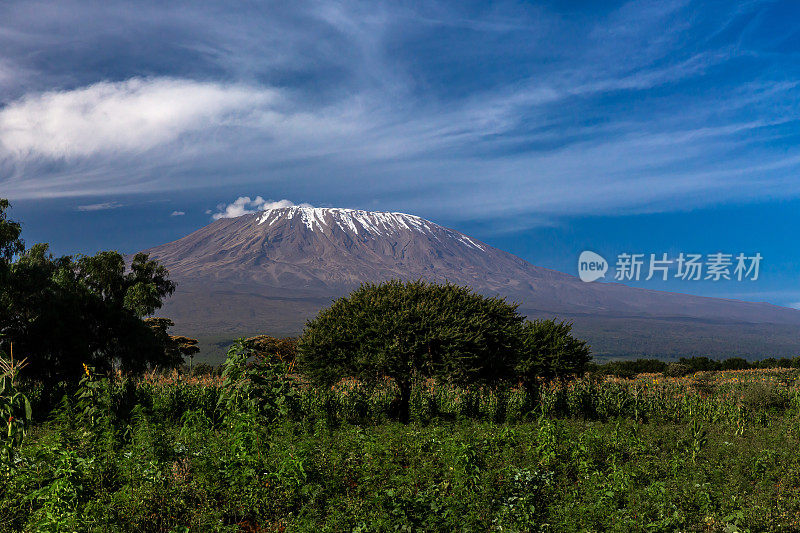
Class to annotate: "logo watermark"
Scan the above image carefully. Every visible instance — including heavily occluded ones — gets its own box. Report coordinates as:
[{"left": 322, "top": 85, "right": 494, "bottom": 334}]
[
  {"left": 578, "top": 252, "right": 762, "bottom": 282},
  {"left": 578, "top": 251, "right": 608, "bottom": 282}
]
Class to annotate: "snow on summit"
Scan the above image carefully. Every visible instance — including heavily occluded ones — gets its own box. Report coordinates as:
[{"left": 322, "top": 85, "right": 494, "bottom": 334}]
[{"left": 256, "top": 206, "right": 485, "bottom": 250}]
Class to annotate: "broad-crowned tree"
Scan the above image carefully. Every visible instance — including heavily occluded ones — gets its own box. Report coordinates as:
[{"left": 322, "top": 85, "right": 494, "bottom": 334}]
[
  {"left": 298, "top": 279, "right": 524, "bottom": 423},
  {"left": 246, "top": 335, "right": 297, "bottom": 365},
  {"left": 145, "top": 317, "right": 200, "bottom": 370}
]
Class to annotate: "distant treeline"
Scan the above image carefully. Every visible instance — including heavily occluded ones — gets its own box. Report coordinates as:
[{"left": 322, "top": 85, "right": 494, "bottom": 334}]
[{"left": 590, "top": 356, "right": 800, "bottom": 378}]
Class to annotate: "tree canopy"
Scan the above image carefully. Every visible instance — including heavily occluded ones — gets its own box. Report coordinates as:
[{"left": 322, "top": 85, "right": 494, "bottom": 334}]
[
  {"left": 145, "top": 318, "right": 200, "bottom": 369},
  {"left": 298, "top": 279, "right": 524, "bottom": 422},
  {"left": 245, "top": 335, "right": 298, "bottom": 365},
  {"left": 0, "top": 199, "right": 23, "bottom": 267},
  {"left": 0, "top": 199, "right": 181, "bottom": 382}
]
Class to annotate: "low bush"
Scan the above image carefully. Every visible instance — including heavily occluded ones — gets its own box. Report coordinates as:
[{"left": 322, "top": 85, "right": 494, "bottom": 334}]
[{"left": 664, "top": 362, "right": 692, "bottom": 377}]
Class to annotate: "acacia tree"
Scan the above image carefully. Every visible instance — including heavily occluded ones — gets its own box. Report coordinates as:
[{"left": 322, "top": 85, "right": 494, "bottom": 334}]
[
  {"left": 516, "top": 319, "right": 591, "bottom": 395},
  {"left": 145, "top": 318, "right": 200, "bottom": 370},
  {"left": 298, "top": 280, "right": 524, "bottom": 423},
  {"left": 246, "top": 335, "right": 297, "bottom": 363}
]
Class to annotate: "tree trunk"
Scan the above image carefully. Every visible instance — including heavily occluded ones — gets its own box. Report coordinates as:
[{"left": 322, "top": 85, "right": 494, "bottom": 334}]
[
  {"left": 524, "top": 380, "right": 540, "bottom": 413},
  {"left": 398, "top": 381, "right": 412, "bottom": 424}
]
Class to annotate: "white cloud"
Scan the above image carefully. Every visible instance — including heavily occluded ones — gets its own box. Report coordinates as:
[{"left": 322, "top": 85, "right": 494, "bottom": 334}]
[
  {"left": 211, "top": 197, "right": 311, "bottom": 220},
  {"left": 77, "top": 201, "right": 123, "bottom": 211},
  {"left": 170, "top": 210, "right": 185, "bottom": 216},
  {"left": 212, "top": 196, "right": 266, "bottom": 220},
  {"left": 0, "top": 78, "right": 275, "bottom": 158}
]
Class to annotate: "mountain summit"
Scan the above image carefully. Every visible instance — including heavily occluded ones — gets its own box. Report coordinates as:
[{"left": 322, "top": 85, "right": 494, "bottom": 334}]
[
  {"left": 145, "top": 206, "right": 563, "bottom": 297},
  {"left": 141, "top": 207, "right": 800, "bottom": 359}
]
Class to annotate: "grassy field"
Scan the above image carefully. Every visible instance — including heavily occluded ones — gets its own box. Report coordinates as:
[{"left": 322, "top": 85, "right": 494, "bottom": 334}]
[{"left": 4, "top": 368, "right": 800, "bottom": 531}]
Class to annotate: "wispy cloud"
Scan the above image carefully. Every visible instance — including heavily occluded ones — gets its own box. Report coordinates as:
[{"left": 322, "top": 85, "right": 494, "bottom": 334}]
[
  {"left": 170, "top": 210, "right": 185, "bottom": 216},
  {"left": 0, "top": 0, "right": 798, "bottom": 229},
  {"left": 77, "top": 201, "right": 123, "bottom": 211}
]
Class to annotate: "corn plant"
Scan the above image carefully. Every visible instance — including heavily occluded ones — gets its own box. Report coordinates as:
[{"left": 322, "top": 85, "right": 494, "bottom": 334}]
[
  {"left": 688, "top": 419, "right": 708, "bottom": 464},
  {"left": 218, "top": 339, "right": 298, "bottom": 420},
  {"left": 0, "top": 346, "right": 32, "bottom": 475}
]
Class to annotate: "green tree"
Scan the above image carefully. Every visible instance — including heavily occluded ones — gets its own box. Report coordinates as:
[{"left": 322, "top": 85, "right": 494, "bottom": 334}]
[
  {"left": 145, "top": 317, "right": 200, "bottom": 370},
  {"left": 0, "top": 200, "right": 177, "bottom": 381},
  {"left": 0, "top": 200, "right": 24, "bottom": 309},
  {"left": 298, "top": 280, "right": 524, "bottom": 423},
  {"left": 246, "top": 335, "right": 297, "bottom": 366},
  {"left": 0, "top": 199, "right": 23, "bottom": 267},
  {"left": 516, "top": 319, "right": 591, "bottom": 394}
]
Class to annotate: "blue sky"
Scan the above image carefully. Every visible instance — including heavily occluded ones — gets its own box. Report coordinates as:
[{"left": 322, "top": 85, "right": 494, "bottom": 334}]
[{"left": 1, "top": 0, "right": 799, "bottom": 307}]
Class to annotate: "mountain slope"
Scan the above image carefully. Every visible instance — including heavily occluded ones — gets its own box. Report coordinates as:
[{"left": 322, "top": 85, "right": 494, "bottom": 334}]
[{"left": 140, "top": 207, "right": 800, "bottom": 360}]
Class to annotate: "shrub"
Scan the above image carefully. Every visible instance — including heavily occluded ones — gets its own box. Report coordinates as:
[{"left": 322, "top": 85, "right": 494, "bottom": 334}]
[
  {"left": 246, "top": 335, "right": 298, "bottom": 366},
  {"left": 741, "top": 383, "right": 788, "bottom": 412},
  {"left": 218, "top": 339, "right": 297, "bottom": 419},
  {"left": 664, "top": 362, "right": 692, "bottom": 377},
  {"left": 190, "top": 363, "right": 217, "bottom": 376},
  {"left": 516, "top": 319, "right": 591, "bottom": 393}
]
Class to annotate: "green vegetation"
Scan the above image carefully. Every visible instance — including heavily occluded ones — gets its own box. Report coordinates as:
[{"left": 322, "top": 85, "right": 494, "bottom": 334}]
[
  {"left": 0, "top": 347, "right": 32, "bottom": 476},
  {"left": 517, "top": 319, "right": 591, "bottom": 393},
  {"left": 591, "top": 355, "right": 800, "bottom": 379},
  {"left": 4, "top": 359, "right": 800, "bottom": 531}
]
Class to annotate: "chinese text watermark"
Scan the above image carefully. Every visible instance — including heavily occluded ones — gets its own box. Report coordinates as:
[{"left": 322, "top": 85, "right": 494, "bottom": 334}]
[{"left": 578, "top": 251, "right": 762, "bottom": 283}]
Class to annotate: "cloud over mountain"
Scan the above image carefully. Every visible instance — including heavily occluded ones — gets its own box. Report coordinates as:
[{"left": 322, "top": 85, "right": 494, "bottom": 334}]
[{"left": 211, "top": 197, "right": 311, "bottom": 220}]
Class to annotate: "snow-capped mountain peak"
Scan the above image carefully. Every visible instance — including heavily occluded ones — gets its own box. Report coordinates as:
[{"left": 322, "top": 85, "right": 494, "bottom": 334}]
[{"left": 256, "top": 206, "right": 485, "bottom": 250}]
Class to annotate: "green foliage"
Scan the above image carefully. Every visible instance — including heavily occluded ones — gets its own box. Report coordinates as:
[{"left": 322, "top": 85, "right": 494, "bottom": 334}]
[
  {"left": 299, "top": 279, "right": 524, "bottom": 422},
  {"left": 0, "top": 348, "right": 32, "bottom": 475},
  {"left": 687, "top": 419, "right": 708, "bottom": 464},
  {"left": 246, "top": 334, "right": 297, "bottom": 365},
  {"left": 218, "top": 339, "right": 297, "bottom": 419},
  {"left": 73, "top": 365, "right": 114, "bottom": 443},
  {"left": 516, "top": 319, "right": 592, "bottom": 390},
  {"left": 741, "top": 382, "right": 789, "bottom": 412},
  {"left": 0, "top": 199, "right": 24, "bottom": 267},
  {"left": 591, "top": 356, "right": 800, "bottom": 379},
  {"left": 665, "top": 362, "right": 692, "bottom": 377},
  {"left": 1, "top": 368, "right": 800, "bottom": 530},
  {"left": 0, "top": 200, "right": 177, "bottom": 380},
  {"left": 145, "top": 317, "right": 200, "bottom": 370}
]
